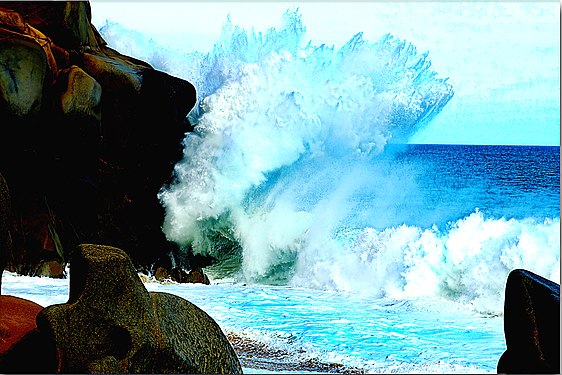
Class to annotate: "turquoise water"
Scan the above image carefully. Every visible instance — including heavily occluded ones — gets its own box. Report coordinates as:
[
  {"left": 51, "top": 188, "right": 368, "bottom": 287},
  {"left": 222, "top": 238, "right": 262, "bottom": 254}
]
[{"left": 2, "top": 272, "right": 504, "bottom": 373}]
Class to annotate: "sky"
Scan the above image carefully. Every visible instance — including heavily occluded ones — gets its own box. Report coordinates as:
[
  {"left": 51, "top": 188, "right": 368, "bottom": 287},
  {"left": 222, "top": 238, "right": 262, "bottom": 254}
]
[{"left": 90, "top": 1, "right": 560, "bottom": 146}]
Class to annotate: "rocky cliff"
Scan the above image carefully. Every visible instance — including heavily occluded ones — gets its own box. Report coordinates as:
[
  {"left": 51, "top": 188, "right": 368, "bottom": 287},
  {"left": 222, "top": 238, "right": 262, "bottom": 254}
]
[{"left": 0, "top": 1, "right": 196, "bottom": 278}]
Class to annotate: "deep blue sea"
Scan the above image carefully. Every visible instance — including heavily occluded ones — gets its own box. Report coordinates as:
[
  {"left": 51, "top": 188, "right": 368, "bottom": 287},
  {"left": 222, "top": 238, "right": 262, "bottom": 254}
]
[
  {"left": 4, "top": 8, "right": 560, "bottom": 374},
  {"left": 389, "top": 144, "right": 560, "bottom": 225}
]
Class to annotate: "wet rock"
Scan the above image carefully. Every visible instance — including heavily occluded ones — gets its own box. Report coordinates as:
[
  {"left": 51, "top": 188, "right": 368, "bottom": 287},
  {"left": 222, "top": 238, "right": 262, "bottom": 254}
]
[
  {"left": 169, "top": 266, "right": 188, "bottom": 283},
  {"left": 0, "top": 2, "right": 196, "bottom": 274},
  {"left": 169, "top": 267, "right": 210, "bottom": 285},
  {"left": 186, "top": 268, "right": 210, "bottom": 285},
  {"left": 34, "top": 260, "right": 64, "bottom": 278},
  {"left": 149, "top": 291, "right": 241, "bottom": 374},
  {"left": 33, "top": 244, "right": 241, "bottom": 373},
  {"left": 497, "top": 269, "right": 560, "bottom": 374}
]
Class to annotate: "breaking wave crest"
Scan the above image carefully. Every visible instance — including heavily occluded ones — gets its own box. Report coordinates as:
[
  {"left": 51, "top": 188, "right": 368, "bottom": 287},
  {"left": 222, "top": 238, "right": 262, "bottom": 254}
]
[{"left": 98, "top": 11, "right": 559, "bottom": 314}]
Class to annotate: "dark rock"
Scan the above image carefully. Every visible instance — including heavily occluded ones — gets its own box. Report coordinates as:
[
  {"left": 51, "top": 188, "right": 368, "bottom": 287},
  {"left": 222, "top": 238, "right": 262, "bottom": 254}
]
[
  {"left": 0, "top": 1, "right": 197, "bottom": 275},
  {"left": 0, "top": 5, "right": 26, "bottom": 31},
  {"left": 34, "top": 260, "right": 64, "bottom": 278},
  {"left": 0, "top": 173, "right": 12, "bottom": 291},
  {"left": 185, "top": 267, "right": 211, "bottom": 285},
  {"left": 170, "top": 266, "right": 189, "bottom": 283},
  {"left": 0, "top": 328, "right": 57, "bottom": 373},
  {"left": 0, "top": 296, "right": 56, "bottom": 372},
  {"left": 31, "top": 244, "right": 241, "bottom": 373},
  {"left": 0, "top": 295, "right": 43, "bottom": 353},
  {"left": 0, "top": 29, "right": 48, "bottom": 118},
  {"left": 169, "top": 267, "right": 211, "bottom": 285},
  {"left": 497, "top": 269, "right": 560, "bottom": 374},
  {"left": 148, "top": 291, "right": 240, "bottom": 374}
]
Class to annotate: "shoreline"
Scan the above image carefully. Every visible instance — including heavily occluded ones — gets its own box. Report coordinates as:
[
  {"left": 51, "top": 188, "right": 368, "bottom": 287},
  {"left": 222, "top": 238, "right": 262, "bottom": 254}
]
[{"left": 227, "top": 332, "right": 365, "bottom": 374}]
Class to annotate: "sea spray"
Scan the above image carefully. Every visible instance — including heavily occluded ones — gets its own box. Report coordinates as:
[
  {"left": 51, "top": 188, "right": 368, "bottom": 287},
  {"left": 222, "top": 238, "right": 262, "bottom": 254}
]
[
  {"left": 152, "top": 11, "right": 454, "bottom": 276},
  {"left": 96, "top": 11, "right": 560, "bottom": 314}
]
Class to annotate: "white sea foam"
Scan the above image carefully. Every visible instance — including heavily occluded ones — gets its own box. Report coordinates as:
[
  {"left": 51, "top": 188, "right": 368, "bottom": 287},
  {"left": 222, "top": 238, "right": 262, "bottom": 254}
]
[
  {"left": 291, "top": 212, "right": 560, "bottom": 314},
  {"left": 96, "top": 11, "right": 560, "bottom": 314}
]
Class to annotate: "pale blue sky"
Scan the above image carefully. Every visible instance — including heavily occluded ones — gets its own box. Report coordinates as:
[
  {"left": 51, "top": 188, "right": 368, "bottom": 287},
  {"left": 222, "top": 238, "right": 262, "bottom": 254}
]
[{"left": 91, "top": 1, "right": 560, "bottom": 146}]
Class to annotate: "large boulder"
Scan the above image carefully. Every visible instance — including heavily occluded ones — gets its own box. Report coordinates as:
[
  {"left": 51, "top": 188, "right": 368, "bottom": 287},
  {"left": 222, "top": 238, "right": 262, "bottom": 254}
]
[
  {"left": 0, "top": 29, "right": 48, "bottom": 118},
  {"left": 3, "top": 244, "right": 241, "bottom": 374},
  {"left": 148, "top": 292, "right": 241, "bottom": 374},
  {"left": 58, "top": 65, "right": 101, "bottom": 121},
  {"left": 497, "top": 269, "right": 560, "bottom": 374}
]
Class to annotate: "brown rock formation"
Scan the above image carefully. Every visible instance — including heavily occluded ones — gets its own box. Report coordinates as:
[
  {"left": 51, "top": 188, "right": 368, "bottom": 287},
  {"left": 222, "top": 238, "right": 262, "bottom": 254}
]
[
  {"left": 0, "top": 1, "right": 196, "bottom": 276},
  {"left": 170, "top": 266, "right": 211, "bottom": 285}
]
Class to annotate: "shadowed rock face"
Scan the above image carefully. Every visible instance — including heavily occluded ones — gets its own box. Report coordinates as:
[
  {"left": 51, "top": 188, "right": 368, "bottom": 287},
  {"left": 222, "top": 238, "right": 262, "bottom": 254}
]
[
  {"left": 0, "top": 1, "right": 197, "bottom": 276},
  {"left": 497, "top": 269, "right": 560, "bottom": 374},
  {"left": 0, "top": 174, "right": 11, "bottom": 291},
  {"left": 0, "top": 244, "right": 242, "bottom": 374}
]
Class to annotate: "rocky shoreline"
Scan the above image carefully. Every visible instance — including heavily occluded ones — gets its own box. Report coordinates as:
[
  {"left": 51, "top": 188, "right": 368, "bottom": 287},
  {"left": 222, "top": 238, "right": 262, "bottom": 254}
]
[
  {"left": 0, "top": 1, "right": 235, "bottom": 372},
  {"left": 0, "top": 2, "right": 559, "bottom": 374},
  {"left": 227, "top": 331, "right": 366, "bottom": 374}
]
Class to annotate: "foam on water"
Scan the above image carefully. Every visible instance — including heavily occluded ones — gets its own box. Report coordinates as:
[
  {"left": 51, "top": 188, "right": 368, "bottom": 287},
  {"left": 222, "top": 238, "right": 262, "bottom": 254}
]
[
  {"left": 96, "top": 11, "right": 560, "bottom": 314},
  {"left": 2, "top": 273, "right": 505, "bottom": 373},
  {"left": 291, "top": 212, "right": 559, "bottom": 314}
]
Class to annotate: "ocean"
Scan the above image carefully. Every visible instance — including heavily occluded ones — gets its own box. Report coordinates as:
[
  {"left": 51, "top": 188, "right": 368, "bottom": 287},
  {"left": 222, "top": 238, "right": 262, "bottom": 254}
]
[
  {"left": 3, "top": 144, "right": 559, "bottom": 373},
  {"left": 3, "top": 5, "right": 561, "bottom": 374}
]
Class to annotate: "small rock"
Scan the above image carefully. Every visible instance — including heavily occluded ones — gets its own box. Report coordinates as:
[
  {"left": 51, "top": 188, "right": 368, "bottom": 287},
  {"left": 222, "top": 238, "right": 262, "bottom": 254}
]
[
  {"left": 34, "top": 260, "right": 64, "bottom": 278},
  {"left": 185, "top": 268, "right": 210, "bottom": 285},
  {"left": 154, "top": 266, "right": 170, "bottom": 282}
]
